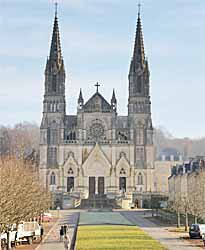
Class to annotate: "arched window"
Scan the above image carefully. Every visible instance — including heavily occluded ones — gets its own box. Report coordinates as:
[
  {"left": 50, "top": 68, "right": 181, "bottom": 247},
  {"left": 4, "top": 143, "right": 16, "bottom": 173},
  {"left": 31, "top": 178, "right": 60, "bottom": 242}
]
[
  {"left": 50, "top": 172, "right": 56, "bottom": 185},
  {"left": 66, "top": 131, "right": 76, "bottom": 141},
  {"left": 137, "top": 76, "right": 142, "bottom": 93},
  {"left": 50, "top": 129, "right": 58, "bottom": 144},
  {"left": 52, "top": 75, "right": 57, "bottom": 92},
  {"left": 136, "top": 122, "right": 144, "bottom": 145},
  {"left": 48, "top": 147, "right": 57, "bottom": 166},
  {"left": 137, "top": 173, "right": 143, "bottom": 185}
]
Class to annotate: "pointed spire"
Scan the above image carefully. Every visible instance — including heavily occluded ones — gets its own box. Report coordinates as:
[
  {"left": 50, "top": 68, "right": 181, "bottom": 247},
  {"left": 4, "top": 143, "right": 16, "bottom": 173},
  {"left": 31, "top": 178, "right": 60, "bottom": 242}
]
[
  {"left": 111, "top": 89, "right": 117, "bottom": 112},
  {"left": 78, "top": 88, "right": 84, "bottom": 103},
  {"left": 131, "top": 4, "right": 145, "bottom": 71},
  {"left": 111, "top": 89, "right": 117, "bottom": 103},
  {"left": 49, "top": 3, "right": 62, "bottom": 64}
]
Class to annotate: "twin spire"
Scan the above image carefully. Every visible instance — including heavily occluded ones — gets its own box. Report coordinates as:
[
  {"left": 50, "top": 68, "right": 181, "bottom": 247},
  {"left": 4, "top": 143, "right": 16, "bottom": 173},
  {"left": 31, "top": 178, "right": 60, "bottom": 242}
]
[
  {"left": 49, "top": 2, "right": 145, "bottom": 72},
  {"left": 49, "top": 2, "right": 145, "bottom": 71},
  {"left": 130, "top": 4, "right": 146, "bottom": 72},
  {"left": 49, "top": 3, "right": 62, "bottom": 64},
  {"left": 47, "top": 3, "right": 148, "bottom": 103}
]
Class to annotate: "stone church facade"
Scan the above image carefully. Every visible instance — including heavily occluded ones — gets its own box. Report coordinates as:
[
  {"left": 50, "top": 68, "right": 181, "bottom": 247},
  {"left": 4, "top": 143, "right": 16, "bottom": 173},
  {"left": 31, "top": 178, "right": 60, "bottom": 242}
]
[{"left": 39, "top": 8, "right": 156, "bottom": 208}]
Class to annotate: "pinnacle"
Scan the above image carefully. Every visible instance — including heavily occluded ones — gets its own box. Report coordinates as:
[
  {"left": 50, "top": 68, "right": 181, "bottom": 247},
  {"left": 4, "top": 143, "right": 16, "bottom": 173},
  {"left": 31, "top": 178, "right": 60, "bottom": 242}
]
[{"left": 111, "top": 89, "right": 117, "bottom": 103}]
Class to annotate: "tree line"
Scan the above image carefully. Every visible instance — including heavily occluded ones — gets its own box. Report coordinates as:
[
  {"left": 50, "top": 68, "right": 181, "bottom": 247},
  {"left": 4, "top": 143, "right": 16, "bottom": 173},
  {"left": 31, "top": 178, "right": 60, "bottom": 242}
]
[{"left": 1, "top": 123, "right": 204, "bottom": 159}]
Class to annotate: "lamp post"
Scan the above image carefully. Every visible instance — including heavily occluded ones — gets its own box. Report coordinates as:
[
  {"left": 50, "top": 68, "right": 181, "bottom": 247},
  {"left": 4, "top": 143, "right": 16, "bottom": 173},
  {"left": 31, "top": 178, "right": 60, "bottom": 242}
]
[{"left": 57, "top": 206, "right": 60, "bottom": 219}]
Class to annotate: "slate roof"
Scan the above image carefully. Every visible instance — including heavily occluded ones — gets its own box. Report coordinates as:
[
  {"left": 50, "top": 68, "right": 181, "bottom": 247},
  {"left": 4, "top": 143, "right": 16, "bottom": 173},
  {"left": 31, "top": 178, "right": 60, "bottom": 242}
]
[
  {"left": 83, "top": 92, "right": 111, "bottom": 113},
  {"left": 65, "top": 115, "right": 77, "bottom": 128},
  {"left": 116, "top": 116, "right": 128, "bottom": 129}
]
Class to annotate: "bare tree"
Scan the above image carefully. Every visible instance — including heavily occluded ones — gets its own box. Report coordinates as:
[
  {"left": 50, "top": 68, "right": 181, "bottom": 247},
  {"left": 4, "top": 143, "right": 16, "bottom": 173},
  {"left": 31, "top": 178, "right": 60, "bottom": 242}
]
[
  {"left": 180, "top": 194, "right": 190, "bottom": 231},
  {"left": 188, "top": 170, "right": 205, "bottom": 224},
  {"left": 0, "top": 156, "right": 51, "bottom": 249},
  {"left": 168, "top": 196, "right": 182, "bottom": 228},
  {"left": 0, "top": 122, "right": 39, "bottom": 158}
]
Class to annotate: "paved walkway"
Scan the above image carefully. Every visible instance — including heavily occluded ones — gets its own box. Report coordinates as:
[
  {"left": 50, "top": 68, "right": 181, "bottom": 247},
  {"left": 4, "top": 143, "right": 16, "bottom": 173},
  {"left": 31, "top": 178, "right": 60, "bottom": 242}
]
[
  {"left": 120, "top": 210, "right": 203, "bottom": 250},
  {"left": 79, "top": 211, "right": 132, "bottom": 225},
  {"left": 35, "top": 211, "right": 79, "bottom": 250}
]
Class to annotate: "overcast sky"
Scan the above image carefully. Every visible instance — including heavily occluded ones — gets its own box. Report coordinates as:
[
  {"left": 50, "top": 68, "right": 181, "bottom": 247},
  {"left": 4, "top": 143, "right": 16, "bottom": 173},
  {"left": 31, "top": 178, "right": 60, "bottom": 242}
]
[{"left": 0, "top": 0, "right": 205, "bottom": 138}]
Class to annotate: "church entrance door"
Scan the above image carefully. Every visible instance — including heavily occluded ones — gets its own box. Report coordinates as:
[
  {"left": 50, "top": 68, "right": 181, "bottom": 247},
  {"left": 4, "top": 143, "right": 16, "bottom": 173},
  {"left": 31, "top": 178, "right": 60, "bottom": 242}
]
[
  {"left": 89, "top": 177, "right": 95, "bottom": 196},
  {"left": 67, "top": 177, "right": 74, "bottom": 192},
  {"left": 119, "top": 177, "right": 126, "bottom": 192},
  {"left": 98, "top": 177, "right": 104, "bottom": 195}
]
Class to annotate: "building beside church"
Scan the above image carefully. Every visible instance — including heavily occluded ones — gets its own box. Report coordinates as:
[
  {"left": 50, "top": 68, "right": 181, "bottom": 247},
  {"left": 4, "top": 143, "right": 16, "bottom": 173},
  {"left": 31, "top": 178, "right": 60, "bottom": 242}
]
[
  {"left": 39, "top": 7, "right": 161, "bottom": 208},
  {"left": 168, "top": 157, "right": 205, "bottom": 217}
]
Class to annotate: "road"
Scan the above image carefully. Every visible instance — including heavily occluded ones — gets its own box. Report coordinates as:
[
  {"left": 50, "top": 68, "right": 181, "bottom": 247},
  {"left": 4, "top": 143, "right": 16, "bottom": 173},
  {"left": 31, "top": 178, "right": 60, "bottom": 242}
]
[{"left": 121, "top": 210, "right": 203, "bottom": 250}]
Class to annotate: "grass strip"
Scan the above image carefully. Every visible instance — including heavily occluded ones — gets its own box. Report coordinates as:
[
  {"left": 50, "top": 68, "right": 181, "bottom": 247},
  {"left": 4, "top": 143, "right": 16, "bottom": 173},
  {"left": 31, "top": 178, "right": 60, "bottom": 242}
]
[{"left": 76, "top": 225, "right": 167, "bottom": 250}]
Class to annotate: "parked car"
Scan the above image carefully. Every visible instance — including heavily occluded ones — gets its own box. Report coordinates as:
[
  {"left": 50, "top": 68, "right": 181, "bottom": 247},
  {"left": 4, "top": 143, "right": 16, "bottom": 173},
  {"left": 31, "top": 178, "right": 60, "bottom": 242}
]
[
  {"left": 17, "top": 221, "right": 41, "bottom": 244},
  {"left": 189, "top": 224, "right": 205, "bottom": 238},
  {"left": 42, "top": 212, "right": 52, "bottom": 222},
  {"left": 0, "top": 221, "right": 41, "bottom": 246}
]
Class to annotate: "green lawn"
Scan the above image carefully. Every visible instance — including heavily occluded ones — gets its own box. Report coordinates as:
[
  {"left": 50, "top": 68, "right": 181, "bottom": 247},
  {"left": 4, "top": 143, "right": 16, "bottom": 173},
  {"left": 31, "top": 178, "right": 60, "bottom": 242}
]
[{"left": 76, "top": 225, "right": 167, "bottom": 250}]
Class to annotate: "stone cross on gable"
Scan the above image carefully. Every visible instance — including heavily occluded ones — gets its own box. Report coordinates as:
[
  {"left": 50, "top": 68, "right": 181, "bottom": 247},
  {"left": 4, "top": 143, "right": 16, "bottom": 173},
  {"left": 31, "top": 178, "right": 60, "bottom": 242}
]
[{"left": 95, "top": 82, "right": 100, "bottom": 93}]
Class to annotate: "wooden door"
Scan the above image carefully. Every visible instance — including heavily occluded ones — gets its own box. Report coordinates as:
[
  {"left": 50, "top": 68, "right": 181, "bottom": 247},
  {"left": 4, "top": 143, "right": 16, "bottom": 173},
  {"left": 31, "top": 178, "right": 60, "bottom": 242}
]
[
  {"left": 98, "top": 177, "right": 104, "bottom": 195},
  {"left": 67, "top": 177, "right": 74, "bottom": 192},
  {"left": 89, "top": 177, "right": 95, "bottom": 196},
  {"left": 119, "top": 177, "right": 126, "bottom": 192}
]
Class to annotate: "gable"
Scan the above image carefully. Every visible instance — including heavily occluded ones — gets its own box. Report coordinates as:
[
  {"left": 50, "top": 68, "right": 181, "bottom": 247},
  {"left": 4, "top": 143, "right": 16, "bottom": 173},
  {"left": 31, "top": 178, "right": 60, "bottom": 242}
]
[
  {"left": 116, "top": 156, "right": 131, "bottom": 177},
  {"left": 84, "top": 92, "right": 111, "bottom": 113},
  {"left": 82, "top": 144, "right": 111, "bottom": 176}
]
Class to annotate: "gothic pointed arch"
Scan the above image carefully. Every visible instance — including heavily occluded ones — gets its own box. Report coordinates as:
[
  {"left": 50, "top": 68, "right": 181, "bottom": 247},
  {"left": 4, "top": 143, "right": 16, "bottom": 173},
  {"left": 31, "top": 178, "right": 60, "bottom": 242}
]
[
  {"left": 137, "top": 172, "right": 143, "bottom": 185},
  {"left": 63, "top": 152, "right": 79, "bottom": 177},
  {"left": 82, "top": 144, "right": 111, "bottom": 177},
  {"left": 116, "top": 154, "right": 131, "bottom": 177},
  {"left": 50, "top": 172, "right": 56, "bottom": 185}
]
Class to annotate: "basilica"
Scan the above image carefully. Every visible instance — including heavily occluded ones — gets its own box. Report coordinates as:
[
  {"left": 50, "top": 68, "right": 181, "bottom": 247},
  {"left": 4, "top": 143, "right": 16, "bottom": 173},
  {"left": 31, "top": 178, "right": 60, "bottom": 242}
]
[{"left": 39, "top": 7, "right": 157, "bottom": 208}]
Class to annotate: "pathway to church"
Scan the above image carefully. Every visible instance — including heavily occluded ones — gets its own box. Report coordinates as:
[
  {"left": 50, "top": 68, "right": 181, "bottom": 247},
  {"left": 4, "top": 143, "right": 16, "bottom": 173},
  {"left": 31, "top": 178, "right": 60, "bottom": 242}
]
[
  {"left": 34, "top": 210, "right": 203, "bottom": 250},
  {"left": 35, "top": 210, "right": 79, "bottom": 250}
]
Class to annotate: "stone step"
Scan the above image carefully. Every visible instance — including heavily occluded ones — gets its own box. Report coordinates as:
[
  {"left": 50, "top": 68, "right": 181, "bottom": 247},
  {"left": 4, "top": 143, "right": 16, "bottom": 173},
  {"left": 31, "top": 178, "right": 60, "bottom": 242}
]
[{"left": 80, "top": 197, "right": 120, "bottom": 209}]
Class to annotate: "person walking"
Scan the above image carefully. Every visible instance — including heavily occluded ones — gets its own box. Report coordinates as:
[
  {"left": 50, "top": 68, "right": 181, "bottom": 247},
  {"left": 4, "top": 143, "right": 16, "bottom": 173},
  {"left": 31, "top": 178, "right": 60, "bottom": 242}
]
[
  {"left": 202, "top": 233, "right": 205, "bottom": 247},
  {"left": 64, "top": 235, "right": 70, "bottom": 250},
  {"left": 40, "top": 224, "right": 44, "bottom": 241},
  {"left": 59, "top": 226, "right": 64, "bottom": 242},
  {"left": 63, "top": 225, "right": 68, "bottom": 235}
]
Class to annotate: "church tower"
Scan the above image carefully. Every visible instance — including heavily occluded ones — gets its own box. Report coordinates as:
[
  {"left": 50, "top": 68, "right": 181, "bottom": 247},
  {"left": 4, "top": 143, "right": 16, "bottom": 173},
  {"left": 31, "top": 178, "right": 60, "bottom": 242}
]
[
  {"left": 40, "top": 7, "right": 66, "bottom": 187},
  {"left": 128, "top": 7, "right": 154, "bottom": 169},
  {"left": 43, "top": 8, "right": 66, "bottom": 116}
]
